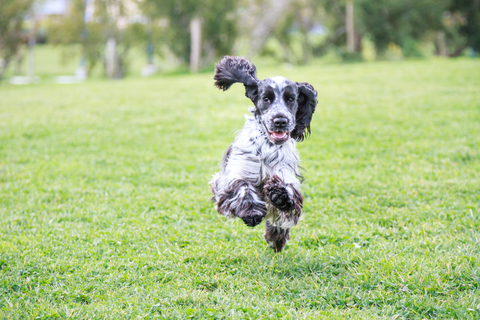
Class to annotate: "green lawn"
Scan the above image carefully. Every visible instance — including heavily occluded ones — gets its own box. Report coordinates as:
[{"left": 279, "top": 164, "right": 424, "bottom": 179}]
[
  {"left": 3, "top": 44, "right": 178, "bottom": 81},
  {"left": 1, "top": 58, "right": 479, "bottom": 319}
]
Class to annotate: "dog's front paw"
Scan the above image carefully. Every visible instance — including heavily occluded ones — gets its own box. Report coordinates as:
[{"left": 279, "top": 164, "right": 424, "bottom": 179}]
[
  {"left": 264, "top": 176, "right": 295, "bottom": 212},
  {"left": 241, "top": 215, "right": 263, "bottom": 227},
  {"left": 236, "top": 199, "right": 266, "bottom": 227},
  {"left": 270, "top": 191, "right": 294, "bottom": 212}
]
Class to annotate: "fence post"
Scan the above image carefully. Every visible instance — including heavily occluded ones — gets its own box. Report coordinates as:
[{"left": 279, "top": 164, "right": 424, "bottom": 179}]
[
  {"left": 346, "top": 0, "right": 355, "bottom": 53},
  {"left": 106, "top": 37, "right": 117, "bottom": 78},
  {"left": 190, "top": 17, "right": 202, "bottom": 73}
]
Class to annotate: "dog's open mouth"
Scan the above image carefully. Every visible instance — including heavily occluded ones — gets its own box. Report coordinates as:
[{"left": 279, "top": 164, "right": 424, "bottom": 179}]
[{"left": 267, "top": 130, "right": 290, "bottom": 144}]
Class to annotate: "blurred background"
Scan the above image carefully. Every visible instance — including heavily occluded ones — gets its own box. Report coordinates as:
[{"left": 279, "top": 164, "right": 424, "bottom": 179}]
[
  {"left": 1, "top": 2, "right": 480, "bottom": 317},
  {"left": 0, "top": 0, "right": 479, "bottom": 83}
]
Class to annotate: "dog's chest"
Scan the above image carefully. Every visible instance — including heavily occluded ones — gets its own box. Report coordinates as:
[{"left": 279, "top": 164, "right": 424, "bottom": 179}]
[{"left": 255, "top": 138, "right": 298, "bottom": 176}]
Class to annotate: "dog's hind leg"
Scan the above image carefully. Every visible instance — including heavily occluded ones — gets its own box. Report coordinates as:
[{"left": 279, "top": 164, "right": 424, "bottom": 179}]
[
  {"left": 215, "top": 179, "right": 267, "bottom": 227},
  {"left": 264, "top": 220, "right": 290, "bottom": 252}
]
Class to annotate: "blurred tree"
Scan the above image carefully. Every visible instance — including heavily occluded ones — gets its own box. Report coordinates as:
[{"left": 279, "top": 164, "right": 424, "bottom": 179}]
[
  {"left": 259, "top": 0, "right": 476, "bottom": 61},
  {"left": 49, "top": 0, "right": 147, "bottom": 78},
  {"left": 49, "top": 0, "right": 102, "bottom": 75},
  {"left": 239, "top": 0, "right": 293, "bottom": 59},
  {"left": 0, "top": 0, "right": 34, "bottom": 83},
  {"left": 142, "top": 0, "right": 238, "bottom": 71},
  {"left": 444, "top": 0, "right": 480, "bottom": 56},
  {"left": 268, "top": 0, "right": 330, "bottom": 64},
  {"left": 290, "top": 0, "right": 364, "bottom": 61},
  {"left": 355, "top": 0, "right": 450, "bottom": 57}
]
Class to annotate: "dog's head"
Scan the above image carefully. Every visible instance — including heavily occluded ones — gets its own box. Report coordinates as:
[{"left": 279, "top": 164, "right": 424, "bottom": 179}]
[{"left": 214, "top": 56, "right": 317, "bottom": 144}]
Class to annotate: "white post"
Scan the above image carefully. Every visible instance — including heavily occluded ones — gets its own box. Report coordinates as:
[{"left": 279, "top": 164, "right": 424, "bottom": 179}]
[
  {"left": 27, "top": 19, "right": 37, "bottom": 82},
  {"left": 346, "top": 0, "right": 355, "bottom": 53},
  {"left": 106, "top": 37, "right": 117, "bottom": 78},
  {"left": 190, "top": 17, "right": 202, "bottom": 73}
]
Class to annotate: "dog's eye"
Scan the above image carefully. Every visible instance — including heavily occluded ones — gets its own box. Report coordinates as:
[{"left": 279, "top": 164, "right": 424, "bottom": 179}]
[
  {"left": 263, "top": 97, "right": 270, "bottom": 103},
  {"left": 287, "top": 97, "right": 294, "bottom": 103}
]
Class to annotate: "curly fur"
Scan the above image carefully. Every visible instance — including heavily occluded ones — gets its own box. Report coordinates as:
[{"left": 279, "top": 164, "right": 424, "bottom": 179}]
[{"left": 210, "top": 56, "right": 317, "bottom": 252}]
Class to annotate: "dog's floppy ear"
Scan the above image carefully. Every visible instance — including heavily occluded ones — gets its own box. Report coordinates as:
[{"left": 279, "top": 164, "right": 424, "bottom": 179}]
[
  {"left": 214, "top": 56, "right": 259, "bottom": 103},
  {"left": 291, "top": 82, "right": 318, "bottom": 142}
]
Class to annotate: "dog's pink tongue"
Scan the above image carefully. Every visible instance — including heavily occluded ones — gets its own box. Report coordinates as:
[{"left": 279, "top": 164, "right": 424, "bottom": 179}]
[{"left": 272, "top": 131, "right": 286, "bottom": 139}]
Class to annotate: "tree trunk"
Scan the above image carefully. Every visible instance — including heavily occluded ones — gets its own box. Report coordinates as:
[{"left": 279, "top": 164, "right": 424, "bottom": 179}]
[
  {"left": 27, "top": 18, "right": 37, "bottom": 82},
  {"left": 15, "top": 52, "right": 24, "bottom": 75},
  {"left": 0, "top": 57, "right": 11, "bottom": 84},
  {"left": 355, "top": 31, "right": 362, "bottom": 53},
  {"left": 448, "top": 45, "right": 467, "bottom": 58},
  {"left": 435, "top": 32, "right": 447, "bottom": 56},
  {"left": 346, "top": 0, "right": 355, "bottom": 53},
  {"left": 106, "top": 37, "right": 117, "bottom": 79},
  {"left": 190, "top": 17, "right": 202, "bottom": 73},
  {"left": 246, "top": 0, "right": 292, "bottom": 58},
  {"left": 27, "top": 36, "right": 36, "bottom": 82}
]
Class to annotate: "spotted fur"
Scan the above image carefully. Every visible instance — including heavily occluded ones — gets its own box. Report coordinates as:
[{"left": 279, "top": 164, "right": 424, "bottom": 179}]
[{"left": 210, "top": 56, "right": 318, "bottom": 252}]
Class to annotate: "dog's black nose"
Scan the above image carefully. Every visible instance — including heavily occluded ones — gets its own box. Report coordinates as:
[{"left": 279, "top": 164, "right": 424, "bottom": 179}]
[{"left": 274, "top": 117, "right": 288, "bottom": 129}]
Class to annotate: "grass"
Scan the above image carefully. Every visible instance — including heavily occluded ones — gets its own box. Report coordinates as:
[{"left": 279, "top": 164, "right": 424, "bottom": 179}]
[
  {"left": 3, "top": 44, "right": 181, "bottom": 81},
  {"left": 1, "top": 57, "right": 480, "bottom": 319}
]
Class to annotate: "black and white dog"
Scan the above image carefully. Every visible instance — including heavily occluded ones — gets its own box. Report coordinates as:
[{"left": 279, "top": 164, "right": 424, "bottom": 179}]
[{"left": 210, "top": 56, "right": 317, "bottom": 252}]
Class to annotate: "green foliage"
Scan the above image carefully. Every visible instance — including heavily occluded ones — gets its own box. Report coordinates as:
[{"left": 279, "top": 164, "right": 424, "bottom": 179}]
[
  {"left": 202, "top": 1, "right": 238, "bottom": 59},
  {"left": 262, "top": 0, "right": 335, "bottom": 64},
  {"left": 447, "top": 0, "right": 480, "bottom": 52},
  {"left": 401, "top": 37, "right": 423, "bottom": 58},
  {"left": 356, "top": 0, "right": 449, "bottom": 56},
  {"left": 337, "top": 49, "right": 363, "bottom": 62},
  {"left": 142, "top": 0, "right": 238, "bottom": 65},
  {"left": 1, "top": 58, "right": 480, "bottom": 318},
  {"left": 48, "top": 0, "right": 103, "bottom": 75},
  {"left": 269, "top": 1, "right": 313, "bottom": 64},
  {"left": 48, "top": 0, "right": 148, "bottom": 77},
  {"left": 0, "top": 0, "right": 33, "bottom": 82},
  {"left": 440, "top": 11, "right": 469, "bottom": 56},
  {"left": 259, "top": 0, "right": 477, "bottom": 61},
  {"left": 42, "top": 0, "right": 479, "bottom": 68}
]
